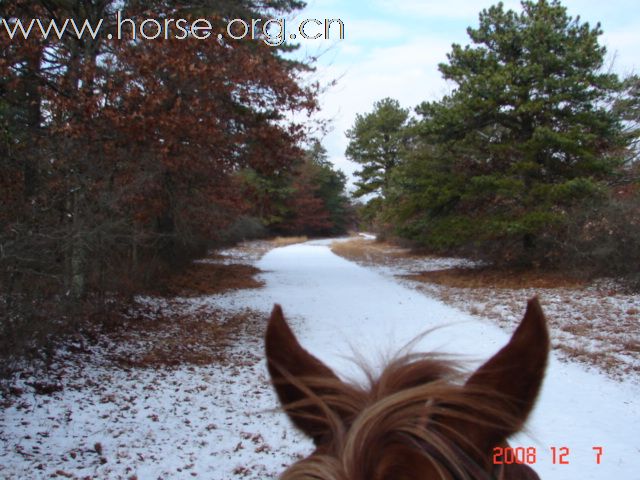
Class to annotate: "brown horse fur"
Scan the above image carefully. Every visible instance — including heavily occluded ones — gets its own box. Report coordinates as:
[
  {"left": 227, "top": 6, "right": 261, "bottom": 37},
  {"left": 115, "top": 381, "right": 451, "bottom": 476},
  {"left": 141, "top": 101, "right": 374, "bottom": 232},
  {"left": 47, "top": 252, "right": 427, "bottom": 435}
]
[{"left": 265, "top": 298, "right": 549, "bottom": 480}]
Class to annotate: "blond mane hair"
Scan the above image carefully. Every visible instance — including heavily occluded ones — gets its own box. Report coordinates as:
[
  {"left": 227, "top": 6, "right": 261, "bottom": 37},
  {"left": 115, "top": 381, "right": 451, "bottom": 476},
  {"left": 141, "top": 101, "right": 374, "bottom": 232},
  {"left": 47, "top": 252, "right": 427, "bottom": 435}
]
[{"left": 266, "top": 299, "right": 548, "bottom": 480}]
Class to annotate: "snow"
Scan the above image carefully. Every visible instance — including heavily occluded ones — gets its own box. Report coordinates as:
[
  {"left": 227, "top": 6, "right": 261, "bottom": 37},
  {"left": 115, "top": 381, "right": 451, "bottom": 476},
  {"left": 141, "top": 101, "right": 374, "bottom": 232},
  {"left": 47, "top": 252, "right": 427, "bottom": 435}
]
[
  {"left": 343, "top": 239, "right": 640, "bottom": 381},
  {"left": 1, "top": 239, "right": 638, "bottom": 479}
]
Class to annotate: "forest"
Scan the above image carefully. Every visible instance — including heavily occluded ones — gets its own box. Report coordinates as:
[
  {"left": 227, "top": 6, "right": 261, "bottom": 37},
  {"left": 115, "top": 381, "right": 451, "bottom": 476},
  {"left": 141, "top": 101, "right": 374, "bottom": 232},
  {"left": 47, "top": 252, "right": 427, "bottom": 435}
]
[
  {"left": 1, "top": 0, "right": 352, "bottom": 373},
  {"left": 2, "top": 0, "right": 639, "bottom": 374},
  {"left": 1, "top": 0, "right": 639, "bottom": 389}
]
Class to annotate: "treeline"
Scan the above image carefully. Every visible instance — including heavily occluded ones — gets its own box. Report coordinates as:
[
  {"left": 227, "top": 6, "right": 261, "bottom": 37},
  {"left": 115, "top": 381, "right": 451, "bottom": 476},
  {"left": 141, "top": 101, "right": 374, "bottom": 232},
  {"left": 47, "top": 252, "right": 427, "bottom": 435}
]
[
  {"left": 0, "top": 0, "right": 350, "bottom": 371},
  {"left": 242, "top": 139, "right": 352, "bottom": 237},
  {"left": 348, "top": 1, "right": 639, "bottom": 281}
]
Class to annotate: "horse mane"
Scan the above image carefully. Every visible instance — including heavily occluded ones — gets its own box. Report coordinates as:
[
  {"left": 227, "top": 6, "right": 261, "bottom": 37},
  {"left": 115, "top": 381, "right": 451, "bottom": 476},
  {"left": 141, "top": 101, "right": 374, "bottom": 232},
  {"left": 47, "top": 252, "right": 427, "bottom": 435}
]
[
  {"left": 267, "top": 299, "right": 548, "bottom": 480},
  {"left": 274, "top": 353, "right": 524, "bottom": 480}
]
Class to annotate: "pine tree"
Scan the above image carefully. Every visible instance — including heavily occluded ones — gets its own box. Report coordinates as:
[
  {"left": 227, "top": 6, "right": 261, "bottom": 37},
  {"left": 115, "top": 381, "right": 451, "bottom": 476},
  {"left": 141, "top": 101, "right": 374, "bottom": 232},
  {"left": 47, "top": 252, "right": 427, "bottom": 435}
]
[
  {"left": 389, "top": 0, "right": 627, "bottom": 264},
  {"left": 345, "top": 98, "right": 409, "bottom": 198}
]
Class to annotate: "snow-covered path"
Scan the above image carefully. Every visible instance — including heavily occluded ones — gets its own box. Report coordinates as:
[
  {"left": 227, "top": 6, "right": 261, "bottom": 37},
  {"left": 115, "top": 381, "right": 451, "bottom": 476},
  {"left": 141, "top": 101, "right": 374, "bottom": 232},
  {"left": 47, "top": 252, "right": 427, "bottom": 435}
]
[
  {"left": 1, "top": 239, "right": 638, "bottom": 479},
  {"left": 255, "top": 240, "right": 639, "bottom": 479}
]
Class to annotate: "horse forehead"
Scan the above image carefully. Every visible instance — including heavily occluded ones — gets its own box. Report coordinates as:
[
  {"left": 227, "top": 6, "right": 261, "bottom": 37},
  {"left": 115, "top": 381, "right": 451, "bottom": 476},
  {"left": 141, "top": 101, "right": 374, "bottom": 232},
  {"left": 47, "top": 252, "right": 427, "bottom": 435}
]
[
  {"left": 374, "top": 443, "right": 446, "bottom": 479},
  {"left": 308, "top": 438, "right": 453, "bottom": 480},
  {"left": 313, "top": 421, "right": 490, "bottom": 480},
  {"left": 298, "top": 453, "right": 441, "bottom": 480}
]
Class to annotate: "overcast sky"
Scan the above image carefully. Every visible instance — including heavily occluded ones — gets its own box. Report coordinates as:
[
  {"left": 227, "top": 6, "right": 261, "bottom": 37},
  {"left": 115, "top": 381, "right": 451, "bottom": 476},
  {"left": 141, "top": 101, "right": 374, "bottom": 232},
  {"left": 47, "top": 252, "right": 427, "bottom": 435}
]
[{"left": 287, "top": 0, "right": 640, "bottom": 186}]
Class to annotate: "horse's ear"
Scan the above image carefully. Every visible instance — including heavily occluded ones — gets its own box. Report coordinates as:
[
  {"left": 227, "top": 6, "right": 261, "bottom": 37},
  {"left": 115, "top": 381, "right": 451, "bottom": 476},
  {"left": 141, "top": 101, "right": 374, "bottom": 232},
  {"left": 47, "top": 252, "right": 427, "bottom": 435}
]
[
  {"left": 265, "top": 304, "right": 345, "bottom": 444},
  {"left": 453, "top": 297, "right": 549, "bottom": 458}
]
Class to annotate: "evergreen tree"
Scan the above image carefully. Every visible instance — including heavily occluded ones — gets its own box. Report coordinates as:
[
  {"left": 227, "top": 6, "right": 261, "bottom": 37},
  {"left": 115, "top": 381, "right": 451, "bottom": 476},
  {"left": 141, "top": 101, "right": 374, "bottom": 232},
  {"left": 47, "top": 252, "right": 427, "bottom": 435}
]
[
  {"left": 614, "top": 75, "right": 640, "bottom": 164},
  {"left": 389, "top": 0, "right": 627, "bottom": 264},
  {"left": 242, "top": 140, "right": 352, "bottom": 236},
  {"left": 345, "top": 98, "right": 409, "bottom": 198},
  {"left": 304, "top": 140, "right": 352, "bottom": 234}
]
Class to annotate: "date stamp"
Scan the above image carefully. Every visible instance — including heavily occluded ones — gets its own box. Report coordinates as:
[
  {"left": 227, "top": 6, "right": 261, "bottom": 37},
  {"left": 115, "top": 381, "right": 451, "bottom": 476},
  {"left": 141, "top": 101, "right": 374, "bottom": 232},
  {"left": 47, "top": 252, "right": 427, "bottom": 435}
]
[{"left": 493, "top": 446, "right": 605, "bottom": 465}]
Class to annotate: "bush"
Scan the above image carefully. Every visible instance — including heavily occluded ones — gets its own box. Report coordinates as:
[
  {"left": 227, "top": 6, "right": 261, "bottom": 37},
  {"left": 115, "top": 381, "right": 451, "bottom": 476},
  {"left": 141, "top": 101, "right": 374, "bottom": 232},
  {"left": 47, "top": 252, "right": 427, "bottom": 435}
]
[
  {"left": 222, "top": 216, "right": 267, "bottom": 243},
  {"left": 557, "top": 190, "right": 640, "bottom": 285}
]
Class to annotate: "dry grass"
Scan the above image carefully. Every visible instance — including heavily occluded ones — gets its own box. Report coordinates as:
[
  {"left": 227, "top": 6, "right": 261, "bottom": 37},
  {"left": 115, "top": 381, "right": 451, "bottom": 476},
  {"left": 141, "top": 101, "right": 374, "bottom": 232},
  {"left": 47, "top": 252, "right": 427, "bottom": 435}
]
[
  {"left": 0, "top": 242, "right": 273, "bottom": 402},
  {"left": 623, "top": 340, "right": 640, "bottom": 353},
  {"left": 271, "top": 236, "right": 309, "bottom": 247},
  {"left": 144, "top": 247, "right": 265, "bottom": 297},
  {"left": 161, "top": 263, "right": 264, "bottom": 297},
  {"left": 403, "top": 268, "right": 585, "bottom": 289},
  {"left": 334, "top": 238, "right": 584, "bottom": 289},
  {"left": 331, "top": 237, "right": 415, "bottom": 264},
  {"left": 104, "top": 244, "right": 269, "bottom": 367},
  {"left": 108, "top": 307, "right": 264, "bottom": 368}
]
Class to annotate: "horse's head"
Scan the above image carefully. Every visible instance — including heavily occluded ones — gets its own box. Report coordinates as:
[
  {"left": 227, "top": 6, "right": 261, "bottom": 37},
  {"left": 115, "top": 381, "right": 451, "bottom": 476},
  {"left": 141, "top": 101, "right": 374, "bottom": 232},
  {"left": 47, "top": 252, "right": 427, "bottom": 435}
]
[{"left": 265, "top": 298, "right": 548, "bottom": 480}]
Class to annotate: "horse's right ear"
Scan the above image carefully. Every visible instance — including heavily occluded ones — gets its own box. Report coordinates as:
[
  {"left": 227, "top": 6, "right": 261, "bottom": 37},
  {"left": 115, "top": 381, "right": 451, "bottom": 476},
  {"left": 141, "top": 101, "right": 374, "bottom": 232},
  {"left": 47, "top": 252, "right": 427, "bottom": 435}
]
[
  {"left": 447, "top": 297, "right": 549, "bottom": 462},
  {"left": 265, "top": 304, "right": 346, "bottom": 444}
]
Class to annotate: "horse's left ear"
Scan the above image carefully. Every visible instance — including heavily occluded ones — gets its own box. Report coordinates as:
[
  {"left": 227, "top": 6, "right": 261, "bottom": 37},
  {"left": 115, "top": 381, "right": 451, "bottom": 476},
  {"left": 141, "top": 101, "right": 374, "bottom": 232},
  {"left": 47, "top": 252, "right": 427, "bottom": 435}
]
[
  {"left": 452, "top": 297, "right": 549, "bottom": 458},
  {"left": 265, "top": 305, "right": 347, "bottom": 445}
]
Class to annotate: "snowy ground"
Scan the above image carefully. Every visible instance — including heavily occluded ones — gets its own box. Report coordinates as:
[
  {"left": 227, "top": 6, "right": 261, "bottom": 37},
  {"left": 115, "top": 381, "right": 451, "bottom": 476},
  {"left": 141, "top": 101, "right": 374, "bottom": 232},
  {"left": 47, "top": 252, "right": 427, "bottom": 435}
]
[
  {"left": 1, "top": 239, "right": 639, "bottom": 479},
  {"left": 332, "top": 236, "right": 640, "bottom": 381}
]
